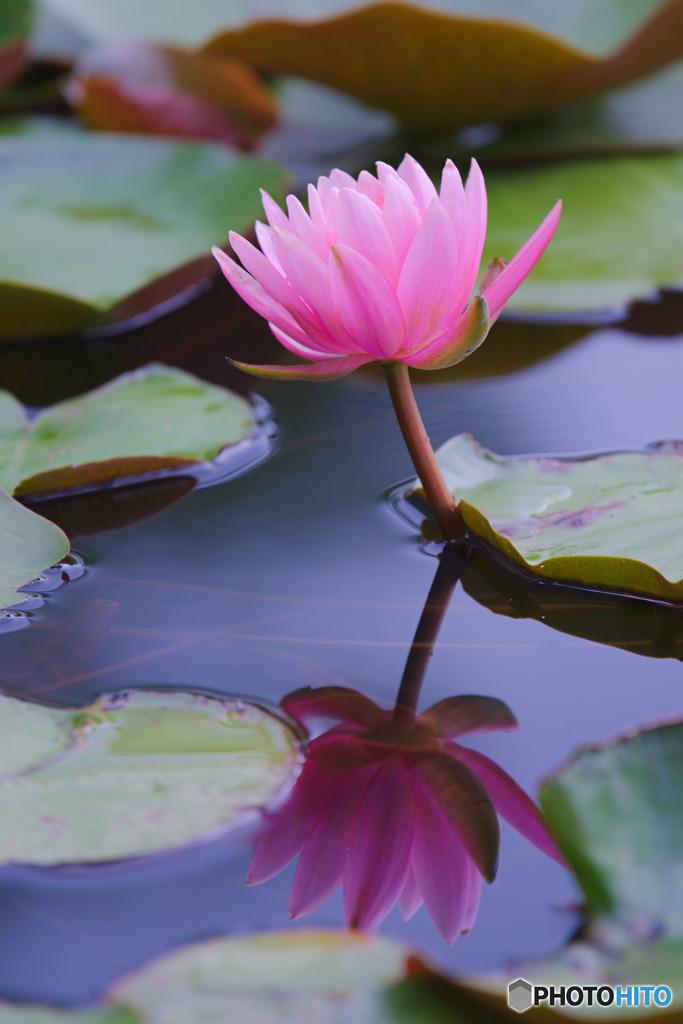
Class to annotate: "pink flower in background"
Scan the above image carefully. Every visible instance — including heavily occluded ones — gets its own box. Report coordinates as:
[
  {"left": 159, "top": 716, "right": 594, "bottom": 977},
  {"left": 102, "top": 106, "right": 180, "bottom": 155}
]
[
  {"left": 248, "top": 687, "right": 565, "bottom": 944},
  {"left": 213, "top": 155, "right": 561, "bottom": 379}
]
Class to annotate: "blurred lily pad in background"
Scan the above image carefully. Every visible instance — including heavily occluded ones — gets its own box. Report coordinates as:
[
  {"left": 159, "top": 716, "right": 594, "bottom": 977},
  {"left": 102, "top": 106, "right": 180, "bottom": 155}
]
[
  {"left": 0, "top": 129, "right": 286, "bottom": 336},
  {"left": 0, "top": 689, "right": 300, "bottom": 865},
  {"left": 417, "top": 434, "right": 683, "bottom": 601}
]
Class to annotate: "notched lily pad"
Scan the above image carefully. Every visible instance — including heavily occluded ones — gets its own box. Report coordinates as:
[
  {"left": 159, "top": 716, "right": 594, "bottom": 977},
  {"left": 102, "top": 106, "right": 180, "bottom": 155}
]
[
  {"left": 0, "top": 689, "right": 300, "bottom": 865},
  {"left": 0, "top": 129, "right": 286, "bottom": 336},
  {"left": 414, "top": 434, "right": 683, "bottom": 601},
  {"left": 0, "top": 486, "right": 69, "bottom": 611},
  {"left": 0, "top": 364, "right": 256, "bottom": 499}
]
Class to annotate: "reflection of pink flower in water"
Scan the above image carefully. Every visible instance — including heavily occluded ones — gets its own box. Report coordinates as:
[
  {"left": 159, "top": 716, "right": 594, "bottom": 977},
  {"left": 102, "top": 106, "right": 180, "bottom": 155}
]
[{"left": 248, "top": 687, "right": 565, "bottom": 944}]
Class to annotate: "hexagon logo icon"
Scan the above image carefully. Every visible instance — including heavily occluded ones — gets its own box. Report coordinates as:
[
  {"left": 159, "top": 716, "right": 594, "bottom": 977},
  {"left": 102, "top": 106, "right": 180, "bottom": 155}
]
[{"left": 508, "top": 978, "right": 533, "bottom": 1013}]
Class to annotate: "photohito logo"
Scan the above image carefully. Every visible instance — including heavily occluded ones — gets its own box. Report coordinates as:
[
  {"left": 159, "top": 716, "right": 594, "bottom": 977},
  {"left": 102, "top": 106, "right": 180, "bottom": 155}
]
[{"left": 507, "top": 979, "right": 673, "bottom": 1013}]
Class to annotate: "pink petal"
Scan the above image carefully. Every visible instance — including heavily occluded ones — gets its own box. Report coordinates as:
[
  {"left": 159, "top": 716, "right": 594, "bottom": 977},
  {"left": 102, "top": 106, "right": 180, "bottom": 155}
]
[
  {"left": 247, "top": 760, "right": 343, "bottom": 884},
  {"left": 329, "top": 167, "right": 358, "bottom": 190},
  {"left": 356, "top": 169, "right": 384, "bottom": 206},
  {"left": 396, "top": 200, "right": 460, "bottom": 349},
  {"left": 336, "top": 187, "right": 398, "bottom": 283},
  {"left": 307, "top": 183, "right": 328, "bottom": 244},
  {"left": 461, "top": 859, "right": 482, "bottom": 935},
  {"left": 399, "top": 865, "right": 422, "bottom": 921},
  {"left": 381, "top": 173, "right": 422, "bottom": 270},
  {"left": 419, "top": 695, "right": 518, "bottom": 738},
  {"left": 289, "top": 764, "right": 375, "bottom": 918},
  {"left": 329, "top": 243, "right": 406, "bottom": 358},
  {"left": 286, "top": 194, "right": 327, "bottom": 258},
  {"left": 412, "top": 751, "right": 499, "bottom": 883},
  {"left": 482, "top": 200, "right": 562, "bottom": 321},
  {"left": 269, "top": 325, "right": 340, "bottom": 362},
  {"left": 281, "top": 686, "right": 387, "bottom": 728},
  {"left": 439, "top": 159, "right": 466, "bottom": 240},
  {"left": 401, "top": 295, "right": 489, "bottom": 370},
  {"left": 411, "top": 791, "right": 473, "bottom": 944},
  {"left": 254, "top": 220, "right": 283, "bottom": 272},
  {"left": 450, "top": 159, "right": 487, "bottom": 317},
  {"left": 229, "top": 232, "right": 331, "bottom": 353},
  {"left": 343, "top": 755, "right": 415, "bottom": 931},
  {"left": 397, "top": 153, "right": 438, "bottom": 214},
  {"left": 260, "top": 189, "right": 289, "bottom": 231},
  {"left": 269, "top": 228, "right": 357, "bottom": 353},
  {"left": 229, "top": 355, "right": 369, "bottom": 380},
  {"left": 213, "top": 244, "right": 311, "bottom": 344},
  {"left": 310, "top": 733, "right": 386, "bottom": 774},
  {"left": 449, "top": 743, "right": 567, "bottom": 866}
]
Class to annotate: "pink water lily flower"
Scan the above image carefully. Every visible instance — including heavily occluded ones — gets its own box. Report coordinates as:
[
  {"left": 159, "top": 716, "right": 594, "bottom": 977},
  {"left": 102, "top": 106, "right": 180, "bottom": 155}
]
[
  {"left": 213, "top": 155, "right": 561, "bottom": 379},
  {"left": 248, "top": 687, "right": 565, "bottom": 944}
]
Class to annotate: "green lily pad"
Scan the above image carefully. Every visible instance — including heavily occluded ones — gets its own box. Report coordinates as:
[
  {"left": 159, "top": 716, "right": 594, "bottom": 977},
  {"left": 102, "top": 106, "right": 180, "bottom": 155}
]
[
  {"left": 0, "top": 486, "right": 69, "bottom": 610},
  {"left": 0, "top": 130, "right": 286, "bottom": 336},
  {"left": 110, "top": 930, "right": 410, "bottom": 1024},
  {"left": 203, "top": 1, "right": 683, "bottom": 136},
  {"left": 481, "top": 153, "right": 683, "bottom": 312},
  {"left": 0, "top": 1008, "right": 136, "bottom": 1024},
  {"left": 420, "top": 434, "right": 683, "bottom": 601},
  {"left": 0, "top": 364, "right": 254, "bottom": 498},
  {"left": 0, "top": 689, "right": 299, "bottom": 865}
]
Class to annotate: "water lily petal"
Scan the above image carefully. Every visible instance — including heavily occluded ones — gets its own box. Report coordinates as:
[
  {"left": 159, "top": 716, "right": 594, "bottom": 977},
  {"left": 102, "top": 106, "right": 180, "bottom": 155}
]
[
  {"left": 247, "top": 759, "right": 343, "bottom": 884},
  {"left": 482, "top": 200, "right": 562, "bottom": 321},
  {"left": 343, "top": 755, "right": 415, "bottom": 930},
  {"left": 450, "top": 743, "right": 567, "bottom": 866},
  {"left": 329, "top": 243, "right": 406, "bottom": 358},
  {"left": 356, "top": 169, "right": 384, "bottom": 206},
  {"left": 412, "top": 751, "right": 499, "bottom": 883},
  {"left": 401, "top": 295, "right": 489, "bottom": 369},
  {"left": 307, "top": 182, "right": 328, "bottom": 244},
  {"left": 460, "top": 857, "right": 482, "bottom": 935},
  {"left": 269, "top": 326, "right": 340, "bottom": 362},
  {"left": 397, "top": 153, "right": 438, "bottom": 214},
  {"left": 289, "top": 765, "right": 375, "bottom": 918},
  {"left": 260, "top": 188, "right": 289, "bottom": 231},
  {"left": 229, "top": 355, "right": 370, "bottom": 380},
  {"left": 311, "top": 733, "right": 386, "bottom": 774},
  {"left": 336, "top": 187, "right": 398, "bottom": 283},
  {"left": 412, "top": 791, "right": 473, "bottom": 944},
  {"left": 450, "top": 159, "right": 487, "bottom": 317},
  {"left": 399, "top": 864, "right": 422, "bottom": 921},
  {"left": 439, "top": 159, "right": 466, "bottom": 240},
  {"left": 286, "top": 194, "right": 328, "bottom": 258},
  {"left": 282, "top": 686, "right": 388, "bottom": 728},
  {"left": 420, "top": 695, "right": 518, "bottom": 738},
  {"left": 397, "top": 199, "right": 459, "bottom": 348},
  {"left": 213, "top": 244, "right": 312, "bottom": 343},
  {"left": 381, "top": 173, "right": 422, "bottom": 271}
]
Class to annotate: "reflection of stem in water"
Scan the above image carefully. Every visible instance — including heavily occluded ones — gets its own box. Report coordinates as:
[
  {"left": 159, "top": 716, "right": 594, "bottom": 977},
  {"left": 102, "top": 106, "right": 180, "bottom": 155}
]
[{"left": 394, "top": 542, "right": 467, "bottom": 719}]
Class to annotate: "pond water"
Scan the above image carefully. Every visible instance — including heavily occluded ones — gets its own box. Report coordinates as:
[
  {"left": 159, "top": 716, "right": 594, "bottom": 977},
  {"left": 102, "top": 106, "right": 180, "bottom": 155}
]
[{"left": 0, "top": 284, "right": 681, "bottom": 1005}]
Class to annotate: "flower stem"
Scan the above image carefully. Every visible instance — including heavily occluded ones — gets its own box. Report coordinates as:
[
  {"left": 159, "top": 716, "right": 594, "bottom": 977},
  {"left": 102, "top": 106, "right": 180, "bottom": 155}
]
[
  {"left": 393, "top": 543, "right": 466, "bottom": 719},
  {"left": 383, "top": 361, "right": 465, "bottom": 541}
]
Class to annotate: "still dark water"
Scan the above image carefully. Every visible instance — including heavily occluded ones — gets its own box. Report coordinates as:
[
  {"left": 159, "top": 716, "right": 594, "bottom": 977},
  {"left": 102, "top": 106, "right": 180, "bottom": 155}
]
[{"left": 0, "top": 294, "right": 681, "bottom": 1004}]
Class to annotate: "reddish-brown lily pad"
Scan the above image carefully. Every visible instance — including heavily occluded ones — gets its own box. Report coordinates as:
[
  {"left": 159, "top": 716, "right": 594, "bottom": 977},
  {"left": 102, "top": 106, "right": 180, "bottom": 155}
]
[{"left": 203, "top": 1, "right": 683, "bottom": 135}]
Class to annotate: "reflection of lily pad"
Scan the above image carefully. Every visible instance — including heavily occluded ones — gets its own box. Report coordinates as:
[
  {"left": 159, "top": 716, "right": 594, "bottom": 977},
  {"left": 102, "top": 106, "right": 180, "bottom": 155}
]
[
  {"left": 418, "top": 434, "right": 683, "bottom": 601},
  {"left": 0, "top": 364, "right": 255, "bottom": 498},
  {"left": 0, "top": 689, "right": 299, "bottom": 865},
  {"left": 0, "top": 130, "right": 286, "bottom": 336},
  {"left": 0, "top": 487, "right": 69, "bottom": 610},
  {"left": 481, "top": 153, "right": 683, "bottom": 312},
  {"left": 204, "top": 1, "right": 683, "bottom": 135}
]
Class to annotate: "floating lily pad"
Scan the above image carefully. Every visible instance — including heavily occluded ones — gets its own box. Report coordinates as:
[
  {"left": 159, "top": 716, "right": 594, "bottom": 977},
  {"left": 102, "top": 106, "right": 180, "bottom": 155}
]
[
  {"left": 418, "top": 434, "right": 683, "bottom": 601},
  {"left": 0, "top": 689, "right": 299, "bottom": 865},
  {"left": 0, "top": 364, "right": 254, "bottom": 498},
  {"left": 0, "top": 1007, "right": 135, "bottom": 1024},
  {"left": 0, "top": 487, "right": 69, "bottom": 610},
  {"left": 481, "top": 153, "right": 683, "bottom": 312},
  {"left": 110, "top": 930, "right": 409, "bottom": 1024},
  {"left": 203, "top": 1, "right": 683, "bottom": 135},
  {"left": 0, "top": 130, "right": 286, "bottom": 336}
]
